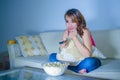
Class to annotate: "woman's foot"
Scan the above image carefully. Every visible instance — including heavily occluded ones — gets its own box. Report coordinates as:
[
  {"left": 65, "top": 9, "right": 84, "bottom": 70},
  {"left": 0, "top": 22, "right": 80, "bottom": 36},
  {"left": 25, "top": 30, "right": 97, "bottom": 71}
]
[{"left": 78, "top": 69, "right": 87, "bottom": 74}]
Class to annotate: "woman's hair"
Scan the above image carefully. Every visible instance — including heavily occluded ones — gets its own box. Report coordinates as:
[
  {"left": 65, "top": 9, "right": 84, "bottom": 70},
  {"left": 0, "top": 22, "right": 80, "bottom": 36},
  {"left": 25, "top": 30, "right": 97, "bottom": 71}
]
[{"left": 64, "top": 8, "right": 87, "bottom": 36}]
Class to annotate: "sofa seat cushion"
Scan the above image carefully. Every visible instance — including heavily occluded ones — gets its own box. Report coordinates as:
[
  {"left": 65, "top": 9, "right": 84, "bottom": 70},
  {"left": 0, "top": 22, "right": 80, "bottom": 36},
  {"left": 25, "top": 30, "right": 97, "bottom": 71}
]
[
  {"left": 14, "top": 56, "right": 49, "bottom": 68},
  {"left": 99, "top": 59, "right": 120, "bottom": 71},
  {"left": 82, "top": 59, "right": 120, "bottom": 79},
  {"left": 67, "top": 59, "right": 120, "bottom": 79},
  {"left": 64, "top": 59, "right": 120, "bottom": 80}
]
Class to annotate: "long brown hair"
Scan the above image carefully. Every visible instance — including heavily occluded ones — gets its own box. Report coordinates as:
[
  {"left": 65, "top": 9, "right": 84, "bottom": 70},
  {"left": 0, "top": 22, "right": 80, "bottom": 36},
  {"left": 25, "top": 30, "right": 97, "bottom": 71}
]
[{"left": 64, "top": 8, "right": 87, "bottom": 36}]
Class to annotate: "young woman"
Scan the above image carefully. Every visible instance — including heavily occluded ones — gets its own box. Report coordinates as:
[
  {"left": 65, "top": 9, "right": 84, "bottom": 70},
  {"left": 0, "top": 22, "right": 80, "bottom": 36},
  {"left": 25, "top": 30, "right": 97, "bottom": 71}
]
[{"left": 49, "top": 8, "right": 101, "bottom": 74}]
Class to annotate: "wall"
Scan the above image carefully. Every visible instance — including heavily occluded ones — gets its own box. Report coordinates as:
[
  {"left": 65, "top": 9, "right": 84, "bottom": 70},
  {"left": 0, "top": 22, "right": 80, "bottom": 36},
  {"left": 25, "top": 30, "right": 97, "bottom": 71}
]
[{"left": 0, "top": 0, "right": 120, "bottom": 53}]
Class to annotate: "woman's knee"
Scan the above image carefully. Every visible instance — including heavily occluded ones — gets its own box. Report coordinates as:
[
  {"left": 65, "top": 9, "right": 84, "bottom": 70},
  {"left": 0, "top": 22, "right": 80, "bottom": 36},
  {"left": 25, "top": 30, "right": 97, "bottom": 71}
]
[
  {"left": 49, "top": 53, "right": 59, "bottom": 62},
  {"left": 78, "top": 57, "right": 101, "bottom": 72}
]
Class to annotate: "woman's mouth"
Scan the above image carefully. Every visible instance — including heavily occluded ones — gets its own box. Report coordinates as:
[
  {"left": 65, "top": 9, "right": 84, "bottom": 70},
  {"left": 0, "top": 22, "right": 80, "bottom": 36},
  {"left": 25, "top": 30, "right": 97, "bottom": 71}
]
[{"left": 68, "top": 28, "right": 74, "bottom": 31}]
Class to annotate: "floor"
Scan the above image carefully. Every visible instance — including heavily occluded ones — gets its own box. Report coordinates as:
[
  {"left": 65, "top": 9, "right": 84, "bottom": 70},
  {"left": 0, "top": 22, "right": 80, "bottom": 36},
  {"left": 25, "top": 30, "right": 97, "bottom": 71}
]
[{"left": 0, "top": 53, "right": 10, "bottom": 71}]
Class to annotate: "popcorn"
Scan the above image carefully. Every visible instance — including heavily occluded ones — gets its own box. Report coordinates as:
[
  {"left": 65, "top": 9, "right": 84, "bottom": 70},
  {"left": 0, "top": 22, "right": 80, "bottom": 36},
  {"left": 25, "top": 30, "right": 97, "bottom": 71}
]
[{"left": 43, "top": 62, "right": 69, "bottom": 76}]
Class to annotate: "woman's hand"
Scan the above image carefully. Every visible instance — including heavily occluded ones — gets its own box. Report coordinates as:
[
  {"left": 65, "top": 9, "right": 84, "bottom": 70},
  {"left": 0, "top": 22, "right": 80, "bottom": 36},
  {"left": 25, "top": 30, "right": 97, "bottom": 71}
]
[
  {"left": 68, "top": 29, "right": 77, "bottom": 39},
  {"left": 62, "top": 30, "right": 69, "bottom": 41},
  {"left": 60, "top": 30, "right": 69, "bottom": 50}
]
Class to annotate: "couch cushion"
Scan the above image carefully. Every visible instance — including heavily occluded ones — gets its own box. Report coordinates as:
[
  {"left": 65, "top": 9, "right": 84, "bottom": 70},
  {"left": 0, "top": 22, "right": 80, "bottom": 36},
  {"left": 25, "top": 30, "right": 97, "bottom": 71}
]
[
  {"left": 83, "top": 59, "right": 120, "bottom": 79},
  {"left": 40, "top": 29, "right": 120, "bottom": 59},
  {"left": 40, "top": 30, "right": 106, "bottom": 59},
  {"left": 67, "top": 59, "right": 120, "bottom": 79},
  {"left": 92, "top": 29, "right": 120, "bottom": 59},
  {"left": 16, "top": 35, "right": 47, "bottom": 57},
  {"left": 39, "top": 31, "right": 63, "bottom": 54},
  {"left": 92, "top": 46, "right": 106, "bottom": 59}
]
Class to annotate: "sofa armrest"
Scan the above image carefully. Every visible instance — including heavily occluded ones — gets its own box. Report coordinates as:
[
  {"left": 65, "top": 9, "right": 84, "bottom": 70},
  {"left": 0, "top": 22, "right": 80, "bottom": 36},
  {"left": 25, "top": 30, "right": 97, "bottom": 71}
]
[{"left": 7, "top": 43, "right": 22, "bottom": 69}]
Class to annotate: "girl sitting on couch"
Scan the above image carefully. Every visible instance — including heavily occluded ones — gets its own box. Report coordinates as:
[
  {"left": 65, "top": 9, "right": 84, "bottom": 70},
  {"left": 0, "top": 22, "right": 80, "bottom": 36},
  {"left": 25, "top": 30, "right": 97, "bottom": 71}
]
[{"left": 49, "top": 8, "right": 102, "bottom": 74}]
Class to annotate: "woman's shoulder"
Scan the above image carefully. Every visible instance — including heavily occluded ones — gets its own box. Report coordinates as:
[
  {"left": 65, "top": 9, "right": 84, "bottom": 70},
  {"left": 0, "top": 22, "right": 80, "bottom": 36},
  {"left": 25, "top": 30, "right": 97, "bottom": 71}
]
[{"left": 82, "top": 28, "right": 91, "bottom": 36}]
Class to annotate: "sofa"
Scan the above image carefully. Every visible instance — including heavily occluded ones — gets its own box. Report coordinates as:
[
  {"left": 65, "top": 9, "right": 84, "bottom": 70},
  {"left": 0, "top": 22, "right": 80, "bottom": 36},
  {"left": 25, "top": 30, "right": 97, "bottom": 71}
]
[{"left": 7, "top": 29, "right": 120, "bottom": 79}]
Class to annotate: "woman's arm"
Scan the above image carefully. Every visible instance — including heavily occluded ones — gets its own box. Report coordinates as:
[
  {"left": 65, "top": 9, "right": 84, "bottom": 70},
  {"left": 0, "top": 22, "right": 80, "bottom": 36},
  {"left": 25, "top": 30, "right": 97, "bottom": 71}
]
[
  {"left": 70, "top": 29, "right": 92, "bottom": 57},
  {"left": 59, "top": 30, "right": 68, "bottom": 50}
]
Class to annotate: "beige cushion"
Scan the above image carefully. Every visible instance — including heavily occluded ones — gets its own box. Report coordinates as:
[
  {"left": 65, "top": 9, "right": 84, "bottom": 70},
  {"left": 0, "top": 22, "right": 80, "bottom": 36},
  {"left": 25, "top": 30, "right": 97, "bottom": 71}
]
[
  {"left": 16, "top": 35, "right": 47, "bottom": 57},
  {"left": 92, "top": 46, "right": 106, "bottom": 59},
  {"left": 39, "top": 31, "right": 63, "bottom": 54}
]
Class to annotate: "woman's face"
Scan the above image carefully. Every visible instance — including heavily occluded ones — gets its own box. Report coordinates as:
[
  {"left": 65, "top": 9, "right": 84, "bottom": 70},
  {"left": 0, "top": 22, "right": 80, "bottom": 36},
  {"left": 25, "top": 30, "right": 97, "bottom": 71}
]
[{"left": 65, "top": 16, "right": 77, "bottom": 32}]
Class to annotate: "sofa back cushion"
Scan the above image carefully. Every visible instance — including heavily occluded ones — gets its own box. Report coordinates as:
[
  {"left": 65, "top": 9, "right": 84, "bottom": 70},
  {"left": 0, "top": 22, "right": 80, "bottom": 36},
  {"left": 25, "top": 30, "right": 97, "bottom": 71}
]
[
  {"left": 39, "top": 30, "right": 63, "bottom": 54},
  {"left": 40, "top": 29, "right": 120, "bottom": 59},
  {"left": 92, "top": 29, "right": 120, "bottom": 59},
  {"left": 39, "top": 30, "right": 106, "bottom": 59}
]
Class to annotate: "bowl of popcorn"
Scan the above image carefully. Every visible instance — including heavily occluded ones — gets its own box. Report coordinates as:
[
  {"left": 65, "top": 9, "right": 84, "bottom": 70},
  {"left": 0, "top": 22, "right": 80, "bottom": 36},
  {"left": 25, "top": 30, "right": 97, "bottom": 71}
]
[{"left": 43, "top": 62, "right": 69, "bottom": 76}]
